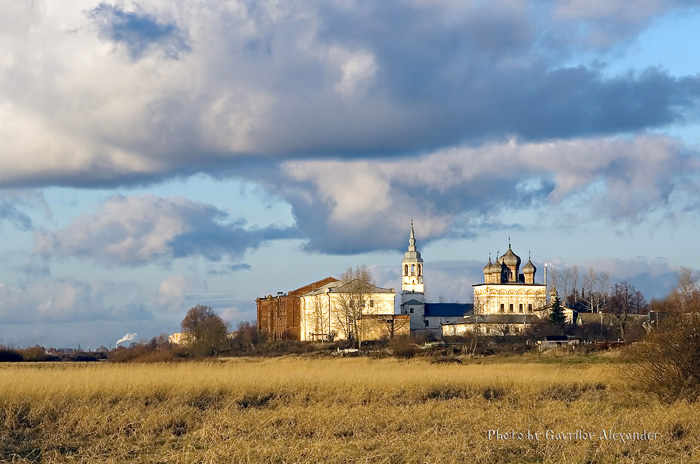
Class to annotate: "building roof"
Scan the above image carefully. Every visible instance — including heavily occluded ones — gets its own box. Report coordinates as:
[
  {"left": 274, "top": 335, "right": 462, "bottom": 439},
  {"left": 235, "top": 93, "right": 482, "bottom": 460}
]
[
  {"left": 302, "top": 278, "right": 395, "bottom": 297},
  {"left": 401, "top": 299, "right": 424, "bottom": 306},
  {"left": 288, "top": 277, "right": 339, "bottom": 297},
  {"left": 424, "top": 303, "right": 473, "bottom": 317},
  {"left": 501, "top": 244, "right": 521, "bottom": 267},
  {"left": 523, "top": 258, "right": 536, "bottom": 274},
  {"left": 402, "top": 222, "right": 423, "bottom": 262}
]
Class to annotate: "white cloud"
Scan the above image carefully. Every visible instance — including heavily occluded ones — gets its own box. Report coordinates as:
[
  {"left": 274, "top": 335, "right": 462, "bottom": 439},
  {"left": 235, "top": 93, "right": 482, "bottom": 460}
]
[
  {"left": 0, "top": 278, "right": 147, "bottom": 324},
  {"left": 272, "top": 134, "right": 696, "bottom": 253},
  {"left": 158, "top": 274, "right": 199, "bottom": 309}
]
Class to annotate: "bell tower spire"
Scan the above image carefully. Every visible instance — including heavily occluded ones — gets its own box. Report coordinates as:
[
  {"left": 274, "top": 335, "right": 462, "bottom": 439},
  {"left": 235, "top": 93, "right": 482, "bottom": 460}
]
[{"left": 401, "top": 221, "right": 424, "bottom": 303}]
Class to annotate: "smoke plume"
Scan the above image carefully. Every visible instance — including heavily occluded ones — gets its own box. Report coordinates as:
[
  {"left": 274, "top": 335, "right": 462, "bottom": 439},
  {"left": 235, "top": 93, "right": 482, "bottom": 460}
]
[{"left": 116, "top": 332, "right": 137, "bottom": 346}]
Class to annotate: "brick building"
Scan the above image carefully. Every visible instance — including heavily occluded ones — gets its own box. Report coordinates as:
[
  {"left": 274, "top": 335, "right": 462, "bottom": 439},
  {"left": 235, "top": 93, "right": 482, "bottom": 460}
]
[{"left": 256, "top": 277, "right": 338, "bottom": 340}]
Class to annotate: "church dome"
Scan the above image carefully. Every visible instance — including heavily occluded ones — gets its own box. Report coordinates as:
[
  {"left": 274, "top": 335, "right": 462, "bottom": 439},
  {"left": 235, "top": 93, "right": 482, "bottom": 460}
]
[
  {"left": 501, "top": 245, "right": 521, "bottom": 267},
  {"left": 483, "top": 258, "right": 493, "bottom": 274},
  {"left": 523, "top": 259, "right": 536, "bottom": 274},
  {"left": 490, "top": 259, "right": 503, "bottom": 274}
]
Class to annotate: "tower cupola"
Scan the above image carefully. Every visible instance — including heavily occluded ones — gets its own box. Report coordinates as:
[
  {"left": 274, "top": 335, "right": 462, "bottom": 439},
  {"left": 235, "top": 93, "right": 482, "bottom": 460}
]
[
  {"left": 401, "top": 221, "right": 424, "bottom": 296},
  {"left": 523, "top": 251, "right": 536, "bottom": 284}
]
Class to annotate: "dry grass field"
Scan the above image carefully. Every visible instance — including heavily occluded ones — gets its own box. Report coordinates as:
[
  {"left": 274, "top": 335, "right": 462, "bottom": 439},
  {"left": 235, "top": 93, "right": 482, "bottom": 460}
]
[{"left": 0, "top": 356, "right": 698, "bottom": 463}]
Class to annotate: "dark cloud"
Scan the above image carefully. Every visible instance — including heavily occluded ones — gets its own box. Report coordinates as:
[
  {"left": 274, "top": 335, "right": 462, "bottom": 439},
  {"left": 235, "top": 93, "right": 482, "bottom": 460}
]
[
  {"left": 2, "top": 1, "right": 700, "bottom": 190},
  {"left": 89, "top": 3, "right": 190, "bottom": 59},
  {"left": 35, "top": 195, "right": 298, "bottom": 266}
]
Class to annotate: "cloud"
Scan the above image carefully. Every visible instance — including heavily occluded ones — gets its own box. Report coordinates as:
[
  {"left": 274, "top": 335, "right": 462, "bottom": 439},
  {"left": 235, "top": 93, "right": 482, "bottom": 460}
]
[
  {"left": 89, "top": 3, "right": 190, "bottom": 60},
  {"left": 35, "top": 194, "right": 296, "bottom": 266},
  {"left": 267, "top": 134, "right": 696, "bottom": 254},
  {"left": 206, "top": 263, "right": 252, "bottom": 275},
  {"left": 157, "top": 274, "right": 199, "bottom": 308},
  {"left": 0, "top": 278, "right": 149, "bottom": 324},
  {"left": 0, "top": 1, "right": 699, "bottom": 188},
  {"left": 0, "top": 190, "right": 48, "bottom": 230}
]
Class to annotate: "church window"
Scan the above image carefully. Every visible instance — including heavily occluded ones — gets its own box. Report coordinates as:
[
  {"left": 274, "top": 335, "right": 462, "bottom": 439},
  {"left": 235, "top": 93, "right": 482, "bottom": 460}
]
[
  {"left": 519, "top": 304, "right": 523, "bottom": 313},
  {"left": 509, "top": 304, "right": 514, "bottom": 313},
  {"left": 424, "top": 320, "right": 429, "bottom": 327},
  {"left": 370, "top": 299, "right": 374, "bottom": 308},
  {"left": 418, "top": 264, "right": 422, "bottom": 276},
  {"left": 404, "top": 264, "right": 408, "bottom": 275},
  {"left": 410, "top": 308, "right": 414, "bottom": 314},
  {"left": 411, "top": 264, "right": 415, "bottom": 275},
  {"left": 528, "top": 304, "right": 532, "bottom": 312},
  {"left": 500, "top": 304, "right": 505, "bottom": 313}
]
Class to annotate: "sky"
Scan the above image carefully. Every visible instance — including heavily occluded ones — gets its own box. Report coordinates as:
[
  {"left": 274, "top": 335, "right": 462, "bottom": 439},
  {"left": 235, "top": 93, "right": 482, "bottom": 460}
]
[{"left": 1, "top": 0, "right": 700, "bottom": 348}]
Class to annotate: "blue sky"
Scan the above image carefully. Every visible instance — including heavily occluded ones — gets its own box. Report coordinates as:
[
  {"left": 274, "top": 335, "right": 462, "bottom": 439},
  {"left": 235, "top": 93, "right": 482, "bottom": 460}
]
[{"left": 1, "top": 0, "right": 700, "bottom": 348}]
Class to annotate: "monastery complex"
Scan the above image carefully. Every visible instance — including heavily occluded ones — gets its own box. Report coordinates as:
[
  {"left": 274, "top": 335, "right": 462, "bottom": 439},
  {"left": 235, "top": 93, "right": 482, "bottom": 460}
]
[{"left": 257, "top": 223, "right": 561, "bottom": 341}]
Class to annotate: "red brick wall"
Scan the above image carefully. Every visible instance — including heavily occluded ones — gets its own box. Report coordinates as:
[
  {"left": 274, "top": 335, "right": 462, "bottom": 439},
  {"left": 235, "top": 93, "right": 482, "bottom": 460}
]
[{"left": 256, "top": 277, "right": 339, "bottom": 341}]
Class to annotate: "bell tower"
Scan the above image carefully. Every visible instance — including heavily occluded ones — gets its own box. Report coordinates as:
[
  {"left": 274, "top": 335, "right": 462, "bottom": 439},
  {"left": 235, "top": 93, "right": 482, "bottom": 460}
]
[{"left": 401, "top": 221, "right": 424, "bottom": 303}]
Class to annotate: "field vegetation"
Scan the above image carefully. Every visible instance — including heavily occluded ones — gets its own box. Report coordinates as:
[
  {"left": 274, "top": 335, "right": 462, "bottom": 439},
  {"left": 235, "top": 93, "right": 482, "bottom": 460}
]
[{"left": 1, "top": 356, "right": 697, "bottom": 463}]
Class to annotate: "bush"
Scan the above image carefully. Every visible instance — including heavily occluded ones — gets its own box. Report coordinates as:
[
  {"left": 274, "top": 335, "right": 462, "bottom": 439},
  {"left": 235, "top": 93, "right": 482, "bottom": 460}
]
[
  {"left": 625, "top": 314, "right": 700, "bottom": 402},
  {"left": 108, "top": 337, "right": 187, "bottom": 363},
  {"left": 389, "top": 336, "right": 419, "bottom": 358},
  {"left": 0, "top": 348, "right": 22, "bottom": 362}
]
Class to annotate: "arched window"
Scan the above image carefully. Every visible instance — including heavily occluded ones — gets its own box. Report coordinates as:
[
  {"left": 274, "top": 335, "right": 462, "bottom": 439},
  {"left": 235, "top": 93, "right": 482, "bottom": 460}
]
[
  {"left": 411, "top": 264, "right": 415, "bottom": 275},
  {"left": 418, "top": 264, "right": 422, "bottom": 276},
  {"left": 404, "top": 264, "right": 408, "bottom": 275}
]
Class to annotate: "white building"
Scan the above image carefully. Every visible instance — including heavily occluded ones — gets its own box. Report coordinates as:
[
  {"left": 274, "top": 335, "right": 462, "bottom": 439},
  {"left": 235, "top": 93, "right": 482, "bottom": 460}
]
[
  {"left": 299, "top": 279, "right": 398, "bottom": 342},
  {"left": 442, "top": 244, "right": 549, "bottom": 336}
]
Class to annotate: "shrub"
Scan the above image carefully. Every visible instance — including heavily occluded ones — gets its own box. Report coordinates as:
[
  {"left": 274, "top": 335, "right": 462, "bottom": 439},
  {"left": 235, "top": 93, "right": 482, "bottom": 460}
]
[
  {"left": 0, "top": 348, "right": 22, "bottom": 362},
  {"left": 389, "top": 336, "right": 419, "bottom": 358},
  {"left": 625, "top": 314, "right": 700, "bottom": 402}
]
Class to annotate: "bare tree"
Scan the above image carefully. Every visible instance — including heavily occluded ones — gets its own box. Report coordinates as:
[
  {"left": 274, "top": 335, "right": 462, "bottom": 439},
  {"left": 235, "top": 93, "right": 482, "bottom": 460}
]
[
  {"left": 583, "top": 268, "right": 610, "bottom": 313},
  {"left": 308, "top": 293, "right": 330, "bottom": 341},
  {"left": 668, "top": 267, "right": 700, "bottom": 314},
  {"left": 570, "top": 266, "right": 579, "bottom": 304},
  {"left": 181, "top": 305, "right": 229, "bottom": 357},
  {"left": 608, "top": 281, "right": 647, "bottom": 340},
  {"left": 549, "top": 268, "right": 559, "bottom": 297},
  {"left": 333, "top": 279, "right": 374, "bottom": 348},
  {"left": 339, "top": 264, "right": 375, "bottom": 285},
  {"left": 598, "top": 272, "right": 610, "bottom": 310}
]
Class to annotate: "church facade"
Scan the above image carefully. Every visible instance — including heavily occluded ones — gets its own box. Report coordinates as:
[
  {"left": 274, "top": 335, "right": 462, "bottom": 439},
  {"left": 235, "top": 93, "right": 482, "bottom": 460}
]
[
  {"left": 443, "top": 244, "right": 547, "bottom": 336},
  {"left": 400, "top": 224, "right": 547, "bottom": 336},
  {"left": 473, "top": 245, "right": 547, "bottom": 316}
]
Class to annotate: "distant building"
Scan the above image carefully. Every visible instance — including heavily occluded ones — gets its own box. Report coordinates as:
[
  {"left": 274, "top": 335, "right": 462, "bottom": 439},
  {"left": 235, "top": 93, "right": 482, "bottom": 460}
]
[
  {"left": 299, "top": 279, "right": 401, "bottom": 342},
  {"left": 256, "top": 277, "right": 339, "bottom": 340},
  {"left": 442, "top": 314, "right": 538, "bottom": 336},
  {"left": 168, "top": 332, "right": 193, "bottom": 344},
  {"left": 473, "top": 244, "right": 547, "bottom": 316}
]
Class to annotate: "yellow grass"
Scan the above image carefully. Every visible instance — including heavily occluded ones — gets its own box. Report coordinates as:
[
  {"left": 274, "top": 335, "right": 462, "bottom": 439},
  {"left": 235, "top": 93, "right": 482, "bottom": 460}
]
[{"left": 0, "top": 357, "right": 697, "bottom": 463}]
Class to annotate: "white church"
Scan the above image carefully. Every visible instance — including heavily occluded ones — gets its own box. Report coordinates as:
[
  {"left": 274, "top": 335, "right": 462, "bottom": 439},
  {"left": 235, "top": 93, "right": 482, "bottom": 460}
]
[{"left": 399, "top": 223, "right": 551, "bottom": 336}]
